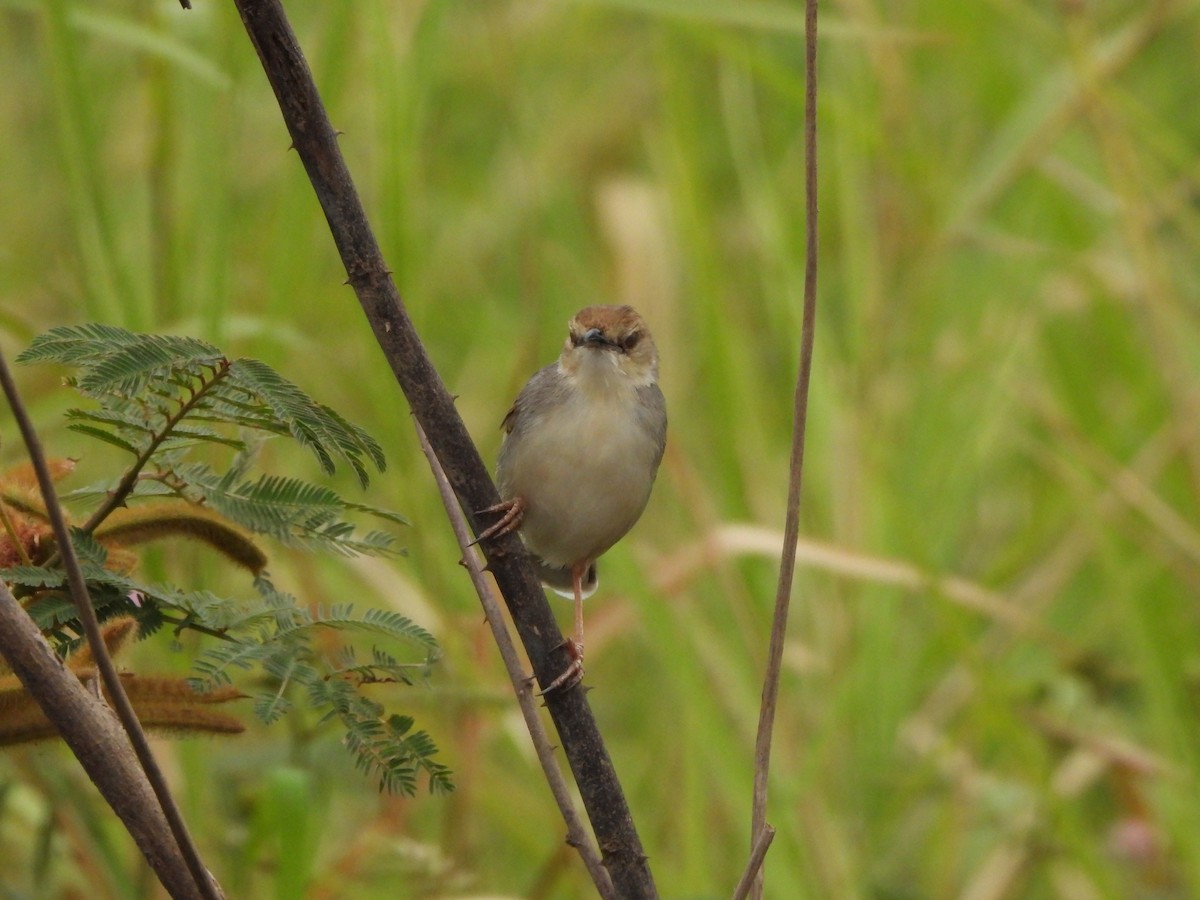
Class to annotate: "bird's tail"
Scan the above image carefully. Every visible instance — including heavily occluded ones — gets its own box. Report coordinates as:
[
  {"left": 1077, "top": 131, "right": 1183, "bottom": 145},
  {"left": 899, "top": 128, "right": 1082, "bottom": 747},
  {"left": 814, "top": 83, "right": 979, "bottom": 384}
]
[{"left": 536, "top": 560, "right": 598, "bottom": 600}]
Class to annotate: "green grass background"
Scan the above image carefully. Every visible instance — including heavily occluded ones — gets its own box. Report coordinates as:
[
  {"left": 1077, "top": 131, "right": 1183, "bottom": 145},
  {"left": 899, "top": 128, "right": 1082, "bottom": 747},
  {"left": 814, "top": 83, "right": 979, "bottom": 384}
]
[{"left": 1, "top": 0, "right": 1199, "bottom": 897}]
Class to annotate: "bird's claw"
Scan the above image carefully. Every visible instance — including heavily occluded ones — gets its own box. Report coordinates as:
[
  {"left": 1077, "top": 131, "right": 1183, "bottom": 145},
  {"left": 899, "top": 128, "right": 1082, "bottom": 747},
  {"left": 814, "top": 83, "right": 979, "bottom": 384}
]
[
  {"left": 472, "top": 496, "right": 526, "bottom": 546},
  {"left": 537, "top": 639, "right": 584, "bottom": 696}
]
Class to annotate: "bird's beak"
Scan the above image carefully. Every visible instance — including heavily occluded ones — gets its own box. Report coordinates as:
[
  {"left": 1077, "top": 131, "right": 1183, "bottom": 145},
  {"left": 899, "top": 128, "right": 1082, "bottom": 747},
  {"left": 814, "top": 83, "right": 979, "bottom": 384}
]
[{"left": 582, "top": 328, "right": 613, "bottom": 348}]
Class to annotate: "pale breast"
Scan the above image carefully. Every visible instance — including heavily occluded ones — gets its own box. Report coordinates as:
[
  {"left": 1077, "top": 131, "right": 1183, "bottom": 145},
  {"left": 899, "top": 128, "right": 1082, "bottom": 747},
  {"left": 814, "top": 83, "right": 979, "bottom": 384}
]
[{"left": 497, "top": 384, "right": 665, "bottom": 568}]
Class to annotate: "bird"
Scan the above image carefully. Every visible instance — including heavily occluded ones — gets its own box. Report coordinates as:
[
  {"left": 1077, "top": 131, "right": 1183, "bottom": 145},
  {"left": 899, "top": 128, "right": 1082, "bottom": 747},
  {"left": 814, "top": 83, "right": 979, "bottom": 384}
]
[{"left": 476, "top": 305, "right": 667, "bottom": 693}]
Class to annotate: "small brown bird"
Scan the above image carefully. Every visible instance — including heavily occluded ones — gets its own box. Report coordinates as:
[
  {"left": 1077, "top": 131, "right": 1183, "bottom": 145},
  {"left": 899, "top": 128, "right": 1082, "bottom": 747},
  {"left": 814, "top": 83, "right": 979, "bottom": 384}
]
[{"left": 478, "top": 305, "right": 667, "bottom": 692}]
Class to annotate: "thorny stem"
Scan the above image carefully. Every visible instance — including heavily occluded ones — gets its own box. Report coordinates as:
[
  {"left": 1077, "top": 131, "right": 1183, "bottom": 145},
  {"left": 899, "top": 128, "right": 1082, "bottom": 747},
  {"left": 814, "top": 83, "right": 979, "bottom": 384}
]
[{"left": 232, "top": 1, "right": 656, "bottom": 893}]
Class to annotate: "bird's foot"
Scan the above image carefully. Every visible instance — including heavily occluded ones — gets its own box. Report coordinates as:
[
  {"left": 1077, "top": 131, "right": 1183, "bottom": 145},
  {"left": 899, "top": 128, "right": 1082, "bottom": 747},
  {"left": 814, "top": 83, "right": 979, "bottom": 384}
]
[
  {"left": 538, "top": 639, "right": 584, "bottom": 696},
  {"left": 473, "top": 496, "right": 526, "bottom": 546}
]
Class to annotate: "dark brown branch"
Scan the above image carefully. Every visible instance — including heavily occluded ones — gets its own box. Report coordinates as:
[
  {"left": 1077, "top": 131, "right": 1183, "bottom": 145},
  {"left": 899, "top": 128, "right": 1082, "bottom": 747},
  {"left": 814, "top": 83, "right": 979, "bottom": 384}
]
[
  {"left": 0, "top": 351, "right": 222, "bottom": 900},
  {"left": 230, "top": 1, "right": 656, "bottom": 895},
  {"left": 748, "top": 1, "right": 819, "bottom": 898}
]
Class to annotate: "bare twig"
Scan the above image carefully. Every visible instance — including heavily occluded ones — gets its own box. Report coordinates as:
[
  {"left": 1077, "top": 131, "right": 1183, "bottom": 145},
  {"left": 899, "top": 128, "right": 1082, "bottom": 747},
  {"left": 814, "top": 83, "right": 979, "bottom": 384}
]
[
  {"left": 414, "top": 423, "right": 615, "bottom": 899},
  {"left": 731, "top": 825, "right": 776, "bottom": 900},
  {"left": 747, "top": 0, "right": 819, "bottom": 896},
  {"left": 0, "top": 350, "right": 223, "bottom": 900},
  {"left": 231, "top": 1, "right": 655, "bottom": 894}
]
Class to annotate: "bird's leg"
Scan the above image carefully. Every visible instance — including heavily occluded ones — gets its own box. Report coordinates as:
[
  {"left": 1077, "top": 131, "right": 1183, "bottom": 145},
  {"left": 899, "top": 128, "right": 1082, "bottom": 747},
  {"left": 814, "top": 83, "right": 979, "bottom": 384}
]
[
  {"left": 539, "top": 561, "right": 587, "bottom": 695},
  {"left": 472, "top": 496, "right": 526, "bottom": 546}
]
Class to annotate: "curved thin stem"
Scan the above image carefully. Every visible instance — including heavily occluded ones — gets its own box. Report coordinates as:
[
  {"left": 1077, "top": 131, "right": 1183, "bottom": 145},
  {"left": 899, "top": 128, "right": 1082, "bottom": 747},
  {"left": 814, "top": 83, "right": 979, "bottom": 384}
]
[
  {"left": 414, "top": 423, "right": 616, "bottom": 899},
  {"left": 747, "top": 1, "right": 819, "bottom": 897}
]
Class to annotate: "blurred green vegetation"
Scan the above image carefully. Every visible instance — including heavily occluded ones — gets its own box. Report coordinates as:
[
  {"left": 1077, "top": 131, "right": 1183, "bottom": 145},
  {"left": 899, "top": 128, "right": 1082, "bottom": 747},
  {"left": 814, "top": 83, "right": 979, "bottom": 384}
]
[{"left": 0, "top": 0, "right": 1198, "bottom": 897}]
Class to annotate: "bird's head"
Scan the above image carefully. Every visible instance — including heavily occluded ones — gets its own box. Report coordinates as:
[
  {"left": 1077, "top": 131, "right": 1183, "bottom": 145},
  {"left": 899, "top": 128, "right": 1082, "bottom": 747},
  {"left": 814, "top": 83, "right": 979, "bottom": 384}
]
[{"left": 559, "top": 305, "right": 659, "bottom": 388}]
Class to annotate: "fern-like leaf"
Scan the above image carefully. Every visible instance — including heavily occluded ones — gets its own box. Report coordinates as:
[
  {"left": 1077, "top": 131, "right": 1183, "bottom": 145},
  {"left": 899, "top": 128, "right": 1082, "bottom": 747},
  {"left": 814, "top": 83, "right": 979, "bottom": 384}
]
[
  {"left": 66, "top": 407, "right": 157, "bottom": 435},
  {"left": 191, "top": 640, "right": 272, "bottom": 691},
  {"left": 227, "top": 358, "right": 384, "bottom": 487},
  {"left": 18, "top": 323, "right": 161, "bottom": 366},
  {"left": 14, "top": 325, "right": 441, "bottom": 793},
  {"left": 309, "top": 679, "right": 452, "bottom": 795},
  {"left": 64, "top": 424, "right": 141, "bottom": 456},
  {"left": 342, "top": 501, "right": 410, "bottom": 527},
  {"left": 327, "top": 646, "right": 421, "bottom": 686},
  {"left": 61, "top": 478, "right": 177, "bottom": 504},
  {"left": 274, "top": 603, "right": 438, "bottom": 654},
  {"left": 22, "top": 325, "right": 387, "bottom": 491},
  {"left": 173, "top": 465, "right": 401, "bottom": 557},
  {"left": 19, "top": 326, "right": 224, "bottom": 398}
]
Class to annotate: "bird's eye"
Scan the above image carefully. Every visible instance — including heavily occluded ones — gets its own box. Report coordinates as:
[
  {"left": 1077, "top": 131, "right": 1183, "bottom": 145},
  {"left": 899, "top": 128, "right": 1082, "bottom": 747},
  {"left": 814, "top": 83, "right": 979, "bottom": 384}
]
[{"left": 622, "top": 332, "right": 641, "bottom": 352}]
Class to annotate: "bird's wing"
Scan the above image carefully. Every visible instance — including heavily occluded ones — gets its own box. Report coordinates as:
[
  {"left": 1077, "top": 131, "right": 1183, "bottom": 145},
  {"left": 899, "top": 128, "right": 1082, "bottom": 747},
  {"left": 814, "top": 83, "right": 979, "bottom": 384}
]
[
  {"left": 500, "top": 402, "right": 520, "bottom": 435},
  {"left": 500, "top": 364, "right": 561, "bottom": 435}
]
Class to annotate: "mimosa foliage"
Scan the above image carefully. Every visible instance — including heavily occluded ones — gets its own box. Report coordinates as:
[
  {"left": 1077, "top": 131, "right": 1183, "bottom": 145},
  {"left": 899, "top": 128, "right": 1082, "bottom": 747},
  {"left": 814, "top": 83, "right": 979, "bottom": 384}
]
[{"left": 4, "top": 325, "right": 450, "bottom": 795}]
